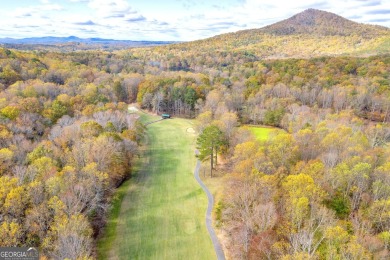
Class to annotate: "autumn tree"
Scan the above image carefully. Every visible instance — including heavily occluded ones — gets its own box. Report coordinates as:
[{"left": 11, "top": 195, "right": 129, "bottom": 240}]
[
  {"left": 223, "top": 175, "right": 277, "bottom": 259},
  {"left": 0, "top": 221, "right": 23, "bottom": 247},
  {"left": 44, "top": 214, "right": 93, "bottom": 259}
]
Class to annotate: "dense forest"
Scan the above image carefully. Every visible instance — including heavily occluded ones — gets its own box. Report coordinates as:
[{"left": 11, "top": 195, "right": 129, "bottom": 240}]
[
  {"left": 0, "top": 9, "right": 389, "bottom": 259},
  {"left": 0, "top": 47, "right": 144, "bottom": 258}
]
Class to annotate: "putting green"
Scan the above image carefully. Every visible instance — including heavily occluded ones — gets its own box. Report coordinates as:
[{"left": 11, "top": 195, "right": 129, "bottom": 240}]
[
  {"left": 248, "top": 126, "right": 274, "bottom": 141},
  {"left": 97, "top": 114, "right": 216, "bottom": 259}
]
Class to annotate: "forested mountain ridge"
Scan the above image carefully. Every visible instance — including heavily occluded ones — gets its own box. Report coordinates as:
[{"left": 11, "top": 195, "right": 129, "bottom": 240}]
[
  {"left": 157, "top": 9, "right": 390, "bottom": 59},
  {"left": 260, "top": 8, "right": 389, "bottom": 37}
]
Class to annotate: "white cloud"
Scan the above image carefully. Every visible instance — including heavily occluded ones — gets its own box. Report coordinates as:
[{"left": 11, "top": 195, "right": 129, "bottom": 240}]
[
  {"left": 88, "top": 0, "right": 133, "bottom": 18},
  {"left": 0, "top": 0, "right": 389, "bottom": 41},
  {"left": 41, "top": 4, "right": 63, "bottom": 11},
  {"left": 11, "top": 2, "right": 63, "bottom": 18}
]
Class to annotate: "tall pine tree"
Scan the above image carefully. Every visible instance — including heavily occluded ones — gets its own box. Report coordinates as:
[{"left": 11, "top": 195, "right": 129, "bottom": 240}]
[{"left": 196, "top": 125, "right": 226, "bottom": 177}]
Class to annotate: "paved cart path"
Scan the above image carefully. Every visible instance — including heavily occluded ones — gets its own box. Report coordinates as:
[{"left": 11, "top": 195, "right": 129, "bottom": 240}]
[{"left": 193, "top": 154, "right": 226, "bottom": 260}]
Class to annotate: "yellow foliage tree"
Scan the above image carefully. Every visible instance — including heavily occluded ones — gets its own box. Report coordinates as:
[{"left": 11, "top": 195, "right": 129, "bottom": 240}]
[{"left": 0, "top": 221, "right": 23, "bottom": 246}]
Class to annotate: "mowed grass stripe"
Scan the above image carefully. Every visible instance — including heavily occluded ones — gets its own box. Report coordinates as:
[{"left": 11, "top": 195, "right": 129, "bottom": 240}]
[{"left": 101, "top": 115, "right": 215, "bottom": 260}]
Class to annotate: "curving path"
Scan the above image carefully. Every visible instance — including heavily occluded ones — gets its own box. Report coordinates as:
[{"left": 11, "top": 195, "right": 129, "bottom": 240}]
[{"left": 194, "top": 157, "right": 226, "bottom": 260}]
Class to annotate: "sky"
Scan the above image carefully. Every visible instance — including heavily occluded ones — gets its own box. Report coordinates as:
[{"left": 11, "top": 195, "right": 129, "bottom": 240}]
[{"left": 0, "top": 0, "right": 389, "bottom": 41}]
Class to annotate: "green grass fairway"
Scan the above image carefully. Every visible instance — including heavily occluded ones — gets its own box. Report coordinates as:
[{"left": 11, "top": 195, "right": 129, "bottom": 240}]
[
  {"left": 97, "top": 114, "right": 216, "bottom": 260},
  {"left": 248, "top": 126, "right": 274, "bottom": 141}
]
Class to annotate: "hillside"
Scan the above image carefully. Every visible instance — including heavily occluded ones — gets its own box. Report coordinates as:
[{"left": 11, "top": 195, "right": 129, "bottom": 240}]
[
  {"left": 260, "top": 8, "right": 389, "bottom": 37},
  {"left": 152, "top": 9, "right": 390, "bottom": 59}
]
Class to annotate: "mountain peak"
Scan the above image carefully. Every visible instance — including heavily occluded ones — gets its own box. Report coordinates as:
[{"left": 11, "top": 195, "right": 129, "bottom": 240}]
[{"left": 261, "top": 8, "right": 389, "bottom": 37}]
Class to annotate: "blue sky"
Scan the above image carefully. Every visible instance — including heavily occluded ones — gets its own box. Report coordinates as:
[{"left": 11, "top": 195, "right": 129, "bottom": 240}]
[{"left": 0, "top": 0, "right": 389, "bottom": 41}]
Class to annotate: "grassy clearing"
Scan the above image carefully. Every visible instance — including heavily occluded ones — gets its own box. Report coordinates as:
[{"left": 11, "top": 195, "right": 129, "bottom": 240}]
[
  {"left": 97, "top": 114, "right": 215, "bottom": 259},
  {"left": 248, "top": 126, "right": 274, "bottom": 141}
]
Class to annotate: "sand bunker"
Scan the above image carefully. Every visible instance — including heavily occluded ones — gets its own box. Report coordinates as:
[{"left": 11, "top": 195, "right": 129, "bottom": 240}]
[
  {"left": 128, "top": 106, "right": 139, "bottom": 112},
  {"left": 186, "top": 127, "right": 195, "bottom": 133}
]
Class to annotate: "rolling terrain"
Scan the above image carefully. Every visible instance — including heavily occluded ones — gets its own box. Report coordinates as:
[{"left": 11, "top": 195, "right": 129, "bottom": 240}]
[{"left": 0, "top": 7, "right": 389, "bottom": 259}]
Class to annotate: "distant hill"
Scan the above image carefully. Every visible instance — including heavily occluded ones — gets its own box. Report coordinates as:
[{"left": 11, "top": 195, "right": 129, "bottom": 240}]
[
  {"left": 0, "top": 36, "right": 178, "bottom": 51},
  {"left": 154, "top": 9, "right": 390, "bottom": 59},
  {"left": 260, "top": 9, "right": 389, "bottom": 37}
]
